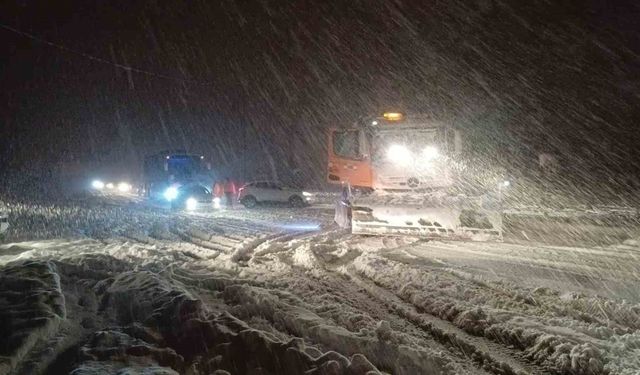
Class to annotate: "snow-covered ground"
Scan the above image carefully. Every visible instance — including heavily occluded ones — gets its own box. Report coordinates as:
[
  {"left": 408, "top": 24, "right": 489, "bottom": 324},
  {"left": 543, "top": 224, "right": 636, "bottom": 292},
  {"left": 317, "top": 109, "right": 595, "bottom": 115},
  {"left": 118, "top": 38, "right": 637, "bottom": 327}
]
[{"left": 0, "top": 195, "right": 639, "bottom": 374}]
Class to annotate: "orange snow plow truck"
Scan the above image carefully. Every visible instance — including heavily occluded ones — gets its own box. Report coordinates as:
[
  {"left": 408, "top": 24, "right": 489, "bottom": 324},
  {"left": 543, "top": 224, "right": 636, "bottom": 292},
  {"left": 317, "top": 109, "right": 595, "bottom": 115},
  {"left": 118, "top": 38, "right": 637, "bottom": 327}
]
[{"left": 327, "top": 112, "right": 503, "bottom": 241}]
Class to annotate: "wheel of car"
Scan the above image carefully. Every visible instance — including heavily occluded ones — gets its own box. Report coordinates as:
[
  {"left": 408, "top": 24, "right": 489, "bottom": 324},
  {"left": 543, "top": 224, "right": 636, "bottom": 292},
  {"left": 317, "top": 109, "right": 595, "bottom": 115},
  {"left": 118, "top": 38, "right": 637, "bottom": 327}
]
[
  {"left": 241, "top": 195, "right": 257, "bottom": 208},
  {"left": 289, "top": 195, "right": 305, "bottom": 208}
]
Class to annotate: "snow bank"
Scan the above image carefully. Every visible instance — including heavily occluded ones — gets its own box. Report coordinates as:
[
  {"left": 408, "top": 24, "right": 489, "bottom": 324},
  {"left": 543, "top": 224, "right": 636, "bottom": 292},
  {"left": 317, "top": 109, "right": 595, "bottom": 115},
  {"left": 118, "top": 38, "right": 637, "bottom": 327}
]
[
  {"left": 102, "top": 269, "right": 388, "bottom": 374},
  {"left": 223, "top": 283, "right": 454, "bottom": 374},
  {"left": 0, "top": 243, "right": 389, "bottom": 374},
  {"left": 0, "top": 199, "right": 180, "bottom": 242},
  {"left": 0, "top": 261, "right": 65, "bottom": 374},
  {"left": 70, "top": 329, "right": 183, "bottom": 375},
  {"left": 605, "top": 332, "right": 640, "bottom": 375}
]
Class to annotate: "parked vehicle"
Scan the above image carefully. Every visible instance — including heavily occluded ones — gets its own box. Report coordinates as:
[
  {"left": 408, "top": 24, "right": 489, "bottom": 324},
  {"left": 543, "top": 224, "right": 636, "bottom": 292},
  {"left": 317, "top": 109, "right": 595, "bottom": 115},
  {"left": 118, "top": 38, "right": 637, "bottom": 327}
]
[{"left": 238, "top": 181, "right": 312, "bottom": 208}]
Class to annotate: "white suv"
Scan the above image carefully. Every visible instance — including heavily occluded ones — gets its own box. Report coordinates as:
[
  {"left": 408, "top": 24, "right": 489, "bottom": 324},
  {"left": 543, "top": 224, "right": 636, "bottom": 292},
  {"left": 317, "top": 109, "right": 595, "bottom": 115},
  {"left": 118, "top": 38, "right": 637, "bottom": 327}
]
[{"left": 238, "top": 181, "right": 312, "bottom": 208}]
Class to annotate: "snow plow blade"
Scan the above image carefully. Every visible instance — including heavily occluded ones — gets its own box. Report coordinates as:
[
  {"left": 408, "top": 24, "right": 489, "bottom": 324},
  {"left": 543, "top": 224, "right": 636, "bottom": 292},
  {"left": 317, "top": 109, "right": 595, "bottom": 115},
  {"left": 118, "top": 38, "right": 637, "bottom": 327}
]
[{"left": 346, "top": 194, "right": 503, "bottom": 241}]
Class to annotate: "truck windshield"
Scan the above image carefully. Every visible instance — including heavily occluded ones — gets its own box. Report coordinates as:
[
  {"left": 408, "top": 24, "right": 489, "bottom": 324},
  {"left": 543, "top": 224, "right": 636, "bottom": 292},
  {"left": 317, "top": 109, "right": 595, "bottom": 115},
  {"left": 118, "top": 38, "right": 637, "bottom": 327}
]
[{"left": 167, "top": 155, "right": 203, "bottom": 178}]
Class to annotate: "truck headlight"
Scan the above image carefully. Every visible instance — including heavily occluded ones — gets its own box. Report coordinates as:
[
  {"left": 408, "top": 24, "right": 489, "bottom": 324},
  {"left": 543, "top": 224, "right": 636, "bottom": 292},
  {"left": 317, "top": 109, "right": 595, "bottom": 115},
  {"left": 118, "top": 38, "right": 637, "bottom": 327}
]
[
  {"left": 387, "top": 144, "right": 412, "bottom": 165},
  {"left": 164, "top": 187, "right": 178, "bottom": 201},
  {"left": 422, "top": 146, "right": 439, "bottom": 160}
]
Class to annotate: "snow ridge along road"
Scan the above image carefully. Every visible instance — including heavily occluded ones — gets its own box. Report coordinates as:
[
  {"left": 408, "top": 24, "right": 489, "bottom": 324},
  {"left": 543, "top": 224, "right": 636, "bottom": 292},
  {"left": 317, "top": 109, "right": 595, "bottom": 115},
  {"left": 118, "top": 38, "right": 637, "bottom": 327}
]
[{"left": 0, "top": 196, "right": 639, "bottom": 374}]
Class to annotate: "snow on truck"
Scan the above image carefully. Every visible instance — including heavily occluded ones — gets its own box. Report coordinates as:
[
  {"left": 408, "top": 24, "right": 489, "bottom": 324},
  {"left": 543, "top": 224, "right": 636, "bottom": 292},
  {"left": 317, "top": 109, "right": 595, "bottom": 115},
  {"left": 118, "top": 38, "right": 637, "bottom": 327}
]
[{"left": 328, "top": 112, "right": 504, "bottom": 241}]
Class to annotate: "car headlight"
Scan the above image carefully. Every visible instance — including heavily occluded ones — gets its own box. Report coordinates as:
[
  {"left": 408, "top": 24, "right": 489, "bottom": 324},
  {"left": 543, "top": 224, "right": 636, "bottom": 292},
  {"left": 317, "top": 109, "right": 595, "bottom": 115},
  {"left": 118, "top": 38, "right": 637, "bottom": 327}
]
[
  {"left": 213, "top": 197, "right": 221, "bottom": 209},
  {"left": 164, "top": 186, "right": 179, "bottom": 201},
  {"left": 186, "top": 197, "right": 197, "bottom": 210},
  {"left": 91, "top": 180, "right": 105, "bottom": 190},
  {"left": 302, "top": 191, "right": 313, "bottom": 197},
  {"left": 422, "top": 146, "right": 439, "bottom": 160},
  {"left": 117, "top": 182, "right": 131, "bottom": 192},
  {"left": 387, "top": 144, "right": 412, "bottom": 165}
]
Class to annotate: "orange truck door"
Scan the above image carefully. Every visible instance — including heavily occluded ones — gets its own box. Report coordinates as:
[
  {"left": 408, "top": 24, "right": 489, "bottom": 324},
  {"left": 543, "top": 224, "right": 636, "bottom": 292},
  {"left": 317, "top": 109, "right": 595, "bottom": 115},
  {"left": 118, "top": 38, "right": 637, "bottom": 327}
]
[{"left": 327, "top": 128, "right": 372, "bottom": 188}]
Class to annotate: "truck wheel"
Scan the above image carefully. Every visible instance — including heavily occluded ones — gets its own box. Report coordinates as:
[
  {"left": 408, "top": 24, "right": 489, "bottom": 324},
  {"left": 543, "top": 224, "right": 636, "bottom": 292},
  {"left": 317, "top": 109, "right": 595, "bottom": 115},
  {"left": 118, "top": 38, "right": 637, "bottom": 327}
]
[
  {"left": 289, "top": 195, "right": 305, "bottom": 208},
  {"left": 241, "top": 195, "right": 257, "bottom": 208}
]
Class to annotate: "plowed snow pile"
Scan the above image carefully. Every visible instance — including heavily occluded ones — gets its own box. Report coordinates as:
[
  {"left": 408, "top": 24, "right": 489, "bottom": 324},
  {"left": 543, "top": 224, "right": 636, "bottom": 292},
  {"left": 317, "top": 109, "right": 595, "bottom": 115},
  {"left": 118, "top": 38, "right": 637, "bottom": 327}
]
[{"left": 0, "top": 196, "right": 639, "bottom": 374}]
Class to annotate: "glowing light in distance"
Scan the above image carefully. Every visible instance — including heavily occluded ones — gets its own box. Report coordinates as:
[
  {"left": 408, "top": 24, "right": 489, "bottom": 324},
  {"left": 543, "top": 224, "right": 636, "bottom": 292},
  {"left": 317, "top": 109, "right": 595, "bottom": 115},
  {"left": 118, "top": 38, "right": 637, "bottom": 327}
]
[
  {"left": 279, "top": 223, "right": 321, "bottom": 231},
  {"left": 117, "top": 182, "right": 131, "bottom": 192}
]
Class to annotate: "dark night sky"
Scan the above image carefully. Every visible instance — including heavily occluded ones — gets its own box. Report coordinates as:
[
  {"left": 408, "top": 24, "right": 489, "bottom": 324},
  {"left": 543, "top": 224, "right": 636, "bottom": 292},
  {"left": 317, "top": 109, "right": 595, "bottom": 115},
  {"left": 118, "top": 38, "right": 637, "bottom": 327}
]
[{"left": 1, "top": 0, "right": 640, "bottom": 185}]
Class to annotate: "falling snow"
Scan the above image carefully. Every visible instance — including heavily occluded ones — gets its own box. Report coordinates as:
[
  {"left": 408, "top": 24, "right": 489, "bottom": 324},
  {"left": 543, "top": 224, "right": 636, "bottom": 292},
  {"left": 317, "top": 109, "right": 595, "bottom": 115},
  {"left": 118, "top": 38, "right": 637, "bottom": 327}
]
[{"left": 2, "top": 0, "right": 640, "bottom": 374}]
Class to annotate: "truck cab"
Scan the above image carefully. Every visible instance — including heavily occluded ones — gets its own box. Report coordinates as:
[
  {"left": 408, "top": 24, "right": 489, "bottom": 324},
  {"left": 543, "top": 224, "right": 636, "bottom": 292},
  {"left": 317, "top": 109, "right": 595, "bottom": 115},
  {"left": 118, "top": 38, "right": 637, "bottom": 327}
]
[
  {"left": 327, "top": 113, "right": 461, "bottom": 191},
  {"left": 142, "top": 151, "right": 213, "bottom": 201}
]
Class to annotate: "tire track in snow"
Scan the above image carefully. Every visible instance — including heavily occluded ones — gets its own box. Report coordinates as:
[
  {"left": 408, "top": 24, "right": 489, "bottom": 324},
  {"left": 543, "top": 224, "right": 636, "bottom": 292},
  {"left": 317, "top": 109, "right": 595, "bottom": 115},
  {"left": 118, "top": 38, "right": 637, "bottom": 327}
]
[
  {"left": 345, "top": 266, "right": 545, "bottom": 375},
  {"left": 270, "top": 231, "right": 537, "bottom": 374},
  {"left": 220, "top": 229, "right": 481, "bottom": 374}
]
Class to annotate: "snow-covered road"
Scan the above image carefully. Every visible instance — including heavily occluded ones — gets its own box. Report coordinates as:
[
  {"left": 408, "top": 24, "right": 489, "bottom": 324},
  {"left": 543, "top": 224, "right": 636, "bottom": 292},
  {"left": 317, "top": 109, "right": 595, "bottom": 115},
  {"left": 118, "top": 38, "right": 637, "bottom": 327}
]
[
  {"left": 0, "top": 197, "right": 639, "bottom": 374},
  {"left": 393, "top": 239, "right": 640, "bottom": 303}
]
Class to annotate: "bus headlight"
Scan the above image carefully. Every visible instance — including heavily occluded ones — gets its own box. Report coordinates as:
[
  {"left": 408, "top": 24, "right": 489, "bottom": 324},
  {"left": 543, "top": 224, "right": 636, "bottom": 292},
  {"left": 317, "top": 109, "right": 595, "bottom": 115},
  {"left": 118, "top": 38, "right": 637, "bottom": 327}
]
[
  {"left": 186, "top": 197, "right": 198, "bottom": 211},
  {"left": 164, "top": 187, "right": 178, "bottom": 201},
  {"left": 387, "top": 144, "right": 412, "bottom": 165}
]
